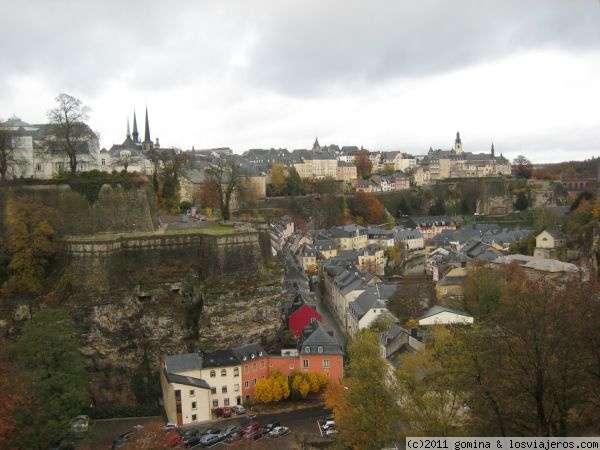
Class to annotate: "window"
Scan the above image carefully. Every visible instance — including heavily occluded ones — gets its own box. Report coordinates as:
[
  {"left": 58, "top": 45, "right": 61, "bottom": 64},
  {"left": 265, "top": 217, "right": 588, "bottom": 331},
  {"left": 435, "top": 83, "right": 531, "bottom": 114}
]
[
  {"left": 234, "top": 367, "right": 239, "bottom": 377},
  {"left": 101, "top": 159, "right": 105, "bottom": 166},
  {"left": 252, "top": 363, "right": 256, "bottom": 371},
  {"left": 191, "top": 414, "right": 197, "bottom": 421},
  {"left": 210, "top": 370, "right": 216, "bottom": 378},
  {"left": 289, "top": 364, "right": 295, "bottom": 370},
  {"left": 222, "top": 386, "right": 227, "bottom": 394},
  {"left": 303, "top": 359, "right": 309, "bottom": 368},
  {"left": 35, "top": 163, "right": 42, "bottom": 171},
  {"left": 189, "top": 389, "right": 195, "bottom": 396},
  {"left": 234, "top": 384, "right": 239, "bottom": 392},
  {"left": 318, "top": 346, "right": 323, "bottom": 353},
  {"left": 253, "top": 378, "right": 257, "bottom": 385},
  {"left": 323, "top": 359, "right": 330, "bottom": 368},
  {"left": 224, "top": 398, "right": 230, "bottom": 406},
  {"left": 221, "top": 369, "right": 227, "bottom": 376},
  {"left": 244, "top": 366, "right": 249, "bottom": 373},
  {"left": 244, "top": 381, "right": 249, "bottom": 389},
  {"left": 305, "top": 346, "right": 310, "bottom": 353},
  {"left": 210, "top": 387, "right": 216, "bottom": 394},
  {"left": 260, "top": 361, "right": 265, "bottom": 368},
  {"left": 191, "top": 401, "right": 197, "bottom": 410},
  {"left": 212, "top": 399, "right": 218, "bottom": 407}
]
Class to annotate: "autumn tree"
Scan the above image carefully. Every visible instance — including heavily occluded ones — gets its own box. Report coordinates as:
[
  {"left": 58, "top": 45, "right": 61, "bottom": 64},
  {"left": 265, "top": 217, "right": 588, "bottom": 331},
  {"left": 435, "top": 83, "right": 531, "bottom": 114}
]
[
  {"left": 461, "top": 263, "right": 503, "bottom": 316},
  {"left": 3, "top": 196, "right": 63, "bottom": 298},
  {"left": 349, "top": 191, "right": 386, "bottom": 224},
  {"left": 0, "top": 128, "right": 27, "bottom": 181},
  {"left": 255, "top": 371, "right": 290, "bottom": 404},
  {"left": 450, "top": 268, "right": 600, "bottom": 436},
  {"left": 325, "top": 330, "right": 400, "bottom": 449},
  {"left": 354, "top": 148, "right": 373, "bottom": 179},
  {"left": 46, "top": 93, "right": 94, "bottom": 174},
  {"left": 0, "top": 347, "right": 33, "bottom": 449},
  {"left": 270, "top": 163, "right": 287, "bottom": 196},
  {"left": 512, "top": 155, "right": 533, "bottom": 179},
  {"left": 13, "top": 309, "right": 90, "bottom": 449},
  {"left": 397, "top": 327, "right": 467, "bottom": 437},
  {"left": 206, "top": 156, "right": 244, "bottom": 220},
  {"left": 289, "top": 372, "right": 328, "bottom": 399}
]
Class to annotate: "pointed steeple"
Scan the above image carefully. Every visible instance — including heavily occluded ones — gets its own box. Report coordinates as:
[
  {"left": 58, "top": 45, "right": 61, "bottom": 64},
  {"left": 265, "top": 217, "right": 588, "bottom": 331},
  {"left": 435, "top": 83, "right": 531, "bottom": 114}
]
[
  {"left": 126, "top": 118, "right": 131, "bottom": 139},
  {"left": 455, "top": 131, "right": 461, "bottom": 144},
  {"left": 491, "top": 142, "right": 495, "bottom": 157},
  {"left": 132, "top": 110, "right": 139, "bottom": 143},
  {"left": 454, "top": 131, "right": 463, "bottom": 154},
  {"left": 312, "top": 136, "right": 320, "bottom": 150},
  {"left": 143, "top": 106, "right": 151, "bottom": 144}
]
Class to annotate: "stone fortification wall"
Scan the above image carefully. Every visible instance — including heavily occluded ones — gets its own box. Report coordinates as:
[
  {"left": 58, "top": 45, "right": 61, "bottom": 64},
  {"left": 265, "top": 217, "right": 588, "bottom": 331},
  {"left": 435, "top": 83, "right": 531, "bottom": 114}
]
[
  {"left": 61, "top": 230, "right": 263, "bottom": 291},
  {"left": 1, "top": 184, "right": 158, "bottom": 235}
]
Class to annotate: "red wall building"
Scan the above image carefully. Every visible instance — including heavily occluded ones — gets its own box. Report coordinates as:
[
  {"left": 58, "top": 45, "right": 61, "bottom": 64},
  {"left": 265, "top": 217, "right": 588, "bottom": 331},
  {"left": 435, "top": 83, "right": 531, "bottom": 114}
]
[{"left": 288, "top": 304, "right": 322, "bottom": 337}]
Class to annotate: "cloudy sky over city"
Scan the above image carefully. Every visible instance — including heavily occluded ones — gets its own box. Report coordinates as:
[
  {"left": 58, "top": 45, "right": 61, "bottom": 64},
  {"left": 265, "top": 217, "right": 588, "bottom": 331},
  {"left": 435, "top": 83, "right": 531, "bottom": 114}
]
[{"left": 1, "top": 0, "right": 600, "bottom": 162}]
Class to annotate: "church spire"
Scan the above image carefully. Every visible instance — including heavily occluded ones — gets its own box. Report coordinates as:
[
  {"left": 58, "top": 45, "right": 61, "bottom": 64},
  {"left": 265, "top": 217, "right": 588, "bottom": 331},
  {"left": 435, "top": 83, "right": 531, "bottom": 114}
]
[
  {"left": 313, "top": 136, "right": 320, "bottom": 151},
  {"left": 132, "top": 110, "right": 139, "bottom": 143},
  {"left": 143, "top": 106, "right": 151, "bottom": 144},
  {"left": 491, "top": 142, "right": 495, "bottom": 157},
  {"left": 454, "top": 131, "right": 463, "bottom": 154},
  {"left": 126, "top": 118, "right": 131, "bottom": 139}
]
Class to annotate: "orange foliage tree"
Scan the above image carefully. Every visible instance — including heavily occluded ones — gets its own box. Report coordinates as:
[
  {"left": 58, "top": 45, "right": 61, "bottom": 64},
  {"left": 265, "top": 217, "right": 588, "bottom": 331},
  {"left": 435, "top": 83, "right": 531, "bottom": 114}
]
[
  {"left": 354, "top": 148, "right": 373, "bottom": 178},
  {"left": 349, "top": 192, "right": 385, "bottom": 224}
]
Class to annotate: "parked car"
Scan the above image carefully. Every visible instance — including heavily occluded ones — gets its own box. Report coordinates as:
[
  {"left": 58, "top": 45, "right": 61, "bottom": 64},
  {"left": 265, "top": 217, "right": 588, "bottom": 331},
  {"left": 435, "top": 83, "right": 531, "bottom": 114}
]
[
  {"left": 325, "top": 429, "right": 339, "bottom": 436},
  {"left": 222, "top": 425, "right": 240, "bottom": 438},
  {"left": 214, "top": 406, "right": 232, "bottom": 418},
  {"left": 199, "top": 433, "right": 225, "bottom": 447},
  {"left": 243, "top": 428, "right": 264, "bottom": 440},
  {"left": 322, "top": 420, "right": 336, "bottom": 430},
  {"left": 163, "top": 422, "right": 178, "bottom": 431},
  {"left": 264, "top": 421, "right": 281, "bottom": 433},
  {"left": 231, "top": 404, "right": 246, "bottom": 415},
  {"left": 181, "top": 429, "right": 203, "bottom": 448},
  {"left": 268, "top": 426, "right": 290, "bottom": 438},
  {"left": 111, "top": 430, "right": 135, "bottom": 450},
  {"left": 201, "top": 427, "right": 221, "bottom": 436},
  {"left": 225, "top": 431, "right": 243, "bottom": 443},
  {"left": 241, "top": 422, "right": 261, "bottom": 435}
]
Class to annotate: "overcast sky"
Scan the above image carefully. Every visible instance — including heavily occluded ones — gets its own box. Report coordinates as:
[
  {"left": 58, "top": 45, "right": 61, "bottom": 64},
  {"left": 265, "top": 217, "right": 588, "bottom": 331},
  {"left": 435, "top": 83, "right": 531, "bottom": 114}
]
[{"left": 1, "top": 0, "right": 600, "bottom": 163}]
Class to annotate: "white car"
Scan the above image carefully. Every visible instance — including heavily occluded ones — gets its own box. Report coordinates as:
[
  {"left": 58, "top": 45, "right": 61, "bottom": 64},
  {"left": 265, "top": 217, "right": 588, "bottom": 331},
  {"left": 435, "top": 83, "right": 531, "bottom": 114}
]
[
  {"left": 325, "top": 429, "right": 339, "bottom": 436},
  {"left": 231, "top": 404, "right": 246, "bottom": 415},
  {"left": 162, "top": 422, "right": 177, "bottom": 431},
  {"left": 268, "top": 426, "right": 290, "bottom": 438},
  {"left": 322, "top": 420, "right": 335, "bottom": 430}
]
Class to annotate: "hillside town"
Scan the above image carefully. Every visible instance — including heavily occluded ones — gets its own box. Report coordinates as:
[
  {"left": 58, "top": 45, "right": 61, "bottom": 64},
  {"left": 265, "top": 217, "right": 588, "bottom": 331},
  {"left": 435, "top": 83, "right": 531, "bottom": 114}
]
[{"left": 2, "top": 1, "right": 600, "bottom": 448}]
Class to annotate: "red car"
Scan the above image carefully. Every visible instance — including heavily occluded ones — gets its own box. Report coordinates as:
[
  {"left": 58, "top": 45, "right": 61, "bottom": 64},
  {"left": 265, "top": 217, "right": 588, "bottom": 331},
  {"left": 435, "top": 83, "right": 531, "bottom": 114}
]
[{"left": 214, "top": 406, "right": 232, "bottom": 418}]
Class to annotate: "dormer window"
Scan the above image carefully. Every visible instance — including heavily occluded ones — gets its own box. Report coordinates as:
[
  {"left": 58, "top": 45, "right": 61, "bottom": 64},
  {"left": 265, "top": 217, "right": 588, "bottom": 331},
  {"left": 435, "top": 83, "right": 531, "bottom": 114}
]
[
  {"left": 258, "top": 351, "right": 263, "bottom": 357},
  {"left": 305, "top": 346, "right": 311, "bottom": 353},
  {"left": 243, "top": 356, "right": 247, "bottom": 361},
  {"left": 318, "top": 346, "right": 323, "bottom": 353},
  {"left": 251, "top": 354, "right": 255, "bottom": 359}
]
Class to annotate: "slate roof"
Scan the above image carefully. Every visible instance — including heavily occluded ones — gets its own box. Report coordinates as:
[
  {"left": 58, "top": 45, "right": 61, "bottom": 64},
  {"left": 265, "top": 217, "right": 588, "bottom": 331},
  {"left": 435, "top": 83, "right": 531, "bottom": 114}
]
[
  {"left": 299, "top": 324, "right": 344, "bottom": 355},
  {"left": 348, "top": 284, "right": 397, "bottom": 321},
  {"left": 407, "top": 216, "right": 454, "bottom": 228},
  {"left": 165, "top": 352, "right": 203, "bottom": 373},
  {"left": 202, "top": 349, "right": 240, "bottom": 368},
  {"left": 231, "top": 343, "right": 268, "bottom": 362},
  {"left": 380, "top": 324, "right": 407, "bottom": 346},
  {"left": 314, "top": 239, "right": 336, "bottom": 251},
  {"left": 329, "top": 224, "right": 367, "bottom": 238},
  {"left": 394, "top": 228, "right": 423, "bottom": 241},
  {"left": 163, "top": 369, "right": 211, "bottom": 389}
]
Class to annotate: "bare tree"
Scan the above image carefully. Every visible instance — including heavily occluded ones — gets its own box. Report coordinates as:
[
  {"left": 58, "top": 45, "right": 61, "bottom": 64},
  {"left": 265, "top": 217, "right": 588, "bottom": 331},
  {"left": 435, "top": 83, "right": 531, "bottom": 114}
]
[
  {"left": 46, "top": 93, "right": 93, "bottom": 174},
  {"left": 0, "top": 129, "right": 28, "bottom": 181},
  {"left": 111, "top": 150, "right": 142, "bottom": 173},
  {"left": 206, "top": 156, "right": 243, "bottom": 220}
]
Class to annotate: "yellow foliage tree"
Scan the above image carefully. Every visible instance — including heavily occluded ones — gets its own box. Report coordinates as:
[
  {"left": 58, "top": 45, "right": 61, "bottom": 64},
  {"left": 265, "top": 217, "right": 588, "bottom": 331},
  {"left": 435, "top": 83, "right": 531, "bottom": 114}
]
[{"left": 254, "top": 371, "right": 290, "bottom": 404}]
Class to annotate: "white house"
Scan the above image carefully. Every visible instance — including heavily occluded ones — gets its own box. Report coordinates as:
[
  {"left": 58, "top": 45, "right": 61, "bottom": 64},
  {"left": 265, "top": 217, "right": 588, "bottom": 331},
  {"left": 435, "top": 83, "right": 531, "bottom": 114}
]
[{"left": 347, "top": 284, "right": 398, "bottom": 337}]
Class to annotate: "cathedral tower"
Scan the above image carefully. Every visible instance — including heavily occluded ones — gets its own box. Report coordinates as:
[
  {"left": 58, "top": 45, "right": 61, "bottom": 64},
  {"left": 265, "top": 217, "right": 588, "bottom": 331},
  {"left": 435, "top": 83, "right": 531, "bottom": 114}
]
[{"left": 454, "top": 131, "right": 463, "bottom": 154}]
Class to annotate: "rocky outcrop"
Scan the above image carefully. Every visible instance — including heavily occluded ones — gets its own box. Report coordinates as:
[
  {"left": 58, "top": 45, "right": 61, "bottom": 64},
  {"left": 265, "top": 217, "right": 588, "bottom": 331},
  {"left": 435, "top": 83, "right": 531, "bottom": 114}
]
[{"left": 74, "top": 272, "right": 282, "bottom": 405}]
